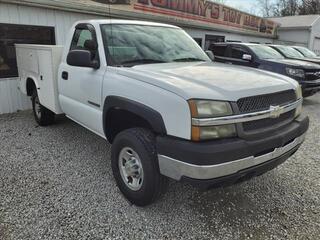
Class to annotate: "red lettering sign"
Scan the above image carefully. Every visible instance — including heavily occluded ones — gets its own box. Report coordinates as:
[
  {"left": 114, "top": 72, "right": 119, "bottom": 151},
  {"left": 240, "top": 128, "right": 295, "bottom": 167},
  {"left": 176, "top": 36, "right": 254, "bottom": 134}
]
[
  {"left": 134, "top": 0, "right": 277, "bottom": 36},
  {"left": 169, "top": 0, "right": 185, "bottom": 11},
  {"left": 211, "top": 3, "right": 220, "bottom": 19},
  {"left": 151, "top": 0, "right": 167, "bottom": 7}
]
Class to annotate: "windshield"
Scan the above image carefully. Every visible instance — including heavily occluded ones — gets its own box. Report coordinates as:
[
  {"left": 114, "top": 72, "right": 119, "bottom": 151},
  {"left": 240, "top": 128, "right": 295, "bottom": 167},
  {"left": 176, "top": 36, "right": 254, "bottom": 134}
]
[
  {"left": 294, "top": 46, "right": 317, "bottom": 58},
  {"left": 274, "top": 45, "right": 305, "bottom": 58},
  {"left": 247, "top": 45, "right": 284, "bottom": 60},
  {"left": 100, "top": 24, "right": 210, "bottom": 67}
]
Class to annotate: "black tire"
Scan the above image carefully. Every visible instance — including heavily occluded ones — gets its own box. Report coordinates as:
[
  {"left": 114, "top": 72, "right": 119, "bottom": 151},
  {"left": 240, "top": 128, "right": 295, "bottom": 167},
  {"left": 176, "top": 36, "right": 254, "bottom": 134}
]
[
  {"left": 31, "top": 90, "right": 55, "bottom": 126},
  {"left": 111, "top": 128, "right": 168, "bottom": 206}
]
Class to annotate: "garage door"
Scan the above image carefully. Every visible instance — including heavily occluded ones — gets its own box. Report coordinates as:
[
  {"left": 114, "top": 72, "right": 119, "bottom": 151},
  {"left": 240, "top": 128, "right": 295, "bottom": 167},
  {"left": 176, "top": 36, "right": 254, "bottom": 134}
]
[{"left": 313, "top": 38, "right": 320, "bottom": 55}]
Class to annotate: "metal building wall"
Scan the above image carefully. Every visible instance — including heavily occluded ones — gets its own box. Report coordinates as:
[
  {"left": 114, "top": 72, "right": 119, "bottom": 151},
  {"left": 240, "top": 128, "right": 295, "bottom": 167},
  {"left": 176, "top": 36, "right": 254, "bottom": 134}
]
[
  {"left": 309, "top": 18, "right": 320, "bottom": 55},
  {"left": 0, "top": 79, "right": 29, "bottom": 114},
  {"left": 0, "top": 2, "right": 101, "bottom": 114},
  {"left": 275, "top": 29, "right": 310, "bottom": 47}
]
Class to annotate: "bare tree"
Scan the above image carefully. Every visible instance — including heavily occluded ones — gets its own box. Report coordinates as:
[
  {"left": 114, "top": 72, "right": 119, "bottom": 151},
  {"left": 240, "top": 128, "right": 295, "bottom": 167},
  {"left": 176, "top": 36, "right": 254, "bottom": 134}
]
[
  {"left": 299, "top": 0, "right": 320, "bottom": 14},
  {"left": 267, "top": 0, "right": 300, "bottom": 16},
  {"left": 228, "top": 0, "right": 319, "bottom": 17},
  {"left": 284, "top": 0, "right": 300, "bottom": 15},
  {"left": 257, "top": 0, "right": 274, "bottom": 17}
]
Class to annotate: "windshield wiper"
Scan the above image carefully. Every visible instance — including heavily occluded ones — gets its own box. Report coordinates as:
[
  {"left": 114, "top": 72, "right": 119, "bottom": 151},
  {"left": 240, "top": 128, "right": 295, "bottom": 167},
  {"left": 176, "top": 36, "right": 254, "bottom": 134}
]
[
  {"left": 172, "top": 57, "right": 206, "bottom": 62},
  {"left": 121, "top": 59, "right": 166, "bottom": 66}
]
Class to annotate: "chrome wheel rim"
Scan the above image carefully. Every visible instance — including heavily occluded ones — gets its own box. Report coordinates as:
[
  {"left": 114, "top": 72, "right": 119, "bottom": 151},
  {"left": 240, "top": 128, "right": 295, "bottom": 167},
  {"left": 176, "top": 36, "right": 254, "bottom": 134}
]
[
  {"left": 118, "top": 147, "right": 144, "bottom": 191},
  {"left": 34, "top": 96, "right": 41, "bottom": 119}
]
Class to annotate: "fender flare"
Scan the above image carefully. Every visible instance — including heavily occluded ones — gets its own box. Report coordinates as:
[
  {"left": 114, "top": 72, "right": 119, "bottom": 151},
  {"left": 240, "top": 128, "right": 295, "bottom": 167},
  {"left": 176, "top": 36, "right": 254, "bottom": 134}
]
[{"left": 103, "top": 96, "right": 167, "bottom": 138}]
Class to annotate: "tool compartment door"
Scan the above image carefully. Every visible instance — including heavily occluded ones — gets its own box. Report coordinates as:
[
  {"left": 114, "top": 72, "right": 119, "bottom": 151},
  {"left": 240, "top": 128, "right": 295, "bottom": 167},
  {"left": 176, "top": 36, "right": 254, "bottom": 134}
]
[{"left": 37, "top": 49, "right": 57, "bottom": 112}]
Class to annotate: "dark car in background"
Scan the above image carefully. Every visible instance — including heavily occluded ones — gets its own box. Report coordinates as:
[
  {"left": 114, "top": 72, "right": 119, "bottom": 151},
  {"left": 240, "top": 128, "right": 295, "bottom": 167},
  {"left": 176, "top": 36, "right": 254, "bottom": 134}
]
[
  {"left": 209, "top": 43, "right": 320, "bottom": 97},
  {"left": 293, "top": 46, "right": 320, "bottom": 59},
  {"left": 269, "top": 45, "right": 320, "bottom": 65}
]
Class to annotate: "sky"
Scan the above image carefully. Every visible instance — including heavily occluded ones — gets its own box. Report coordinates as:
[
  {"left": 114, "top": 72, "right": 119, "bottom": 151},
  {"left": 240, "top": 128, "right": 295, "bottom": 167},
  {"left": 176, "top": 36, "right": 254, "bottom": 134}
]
[{"left": 222, "top": 0, "right": 262, "bottom": 16}]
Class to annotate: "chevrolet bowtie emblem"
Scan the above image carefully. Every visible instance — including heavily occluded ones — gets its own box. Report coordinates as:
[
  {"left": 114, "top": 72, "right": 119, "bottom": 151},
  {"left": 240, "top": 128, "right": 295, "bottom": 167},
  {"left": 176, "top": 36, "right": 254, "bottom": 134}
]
[{"left": 270, "top": 105, "right": 285, "bottom": 118}]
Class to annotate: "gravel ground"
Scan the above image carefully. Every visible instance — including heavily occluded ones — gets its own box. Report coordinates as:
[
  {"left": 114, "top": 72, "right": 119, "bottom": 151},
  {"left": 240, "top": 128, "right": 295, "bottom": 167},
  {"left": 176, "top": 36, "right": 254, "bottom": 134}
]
[{"left": 0, "top": 94, "right": 319, "bottom": 240}]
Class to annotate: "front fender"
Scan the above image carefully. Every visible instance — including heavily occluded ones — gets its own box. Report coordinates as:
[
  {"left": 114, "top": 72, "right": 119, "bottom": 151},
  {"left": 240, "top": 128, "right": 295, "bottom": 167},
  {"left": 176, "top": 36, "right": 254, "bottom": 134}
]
[
  {"left": 102, "top": 70, "right": 192, "bottom": 140},
  {"left": 103, "top": 96, "right": 167, "bottom": 138}
]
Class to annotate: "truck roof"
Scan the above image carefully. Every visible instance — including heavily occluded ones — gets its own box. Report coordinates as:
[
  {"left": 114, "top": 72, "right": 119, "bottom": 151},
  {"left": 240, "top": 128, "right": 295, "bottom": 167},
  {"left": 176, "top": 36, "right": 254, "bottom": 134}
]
[
  {"left": 75, "top": 19, "right": 180, "bottom": 29},
  {"left": 213, "top": 42, "right": 260, "bottom": 46},
  {"left": 268, "top": 44, "right": 296, "bottom": 48}
]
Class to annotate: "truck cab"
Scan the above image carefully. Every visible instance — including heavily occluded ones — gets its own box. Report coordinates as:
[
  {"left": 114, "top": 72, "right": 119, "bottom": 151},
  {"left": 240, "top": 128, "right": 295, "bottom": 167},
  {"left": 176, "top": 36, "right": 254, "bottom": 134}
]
[{"left": 16, "top": 20, "right": 309, "bottom": 206}]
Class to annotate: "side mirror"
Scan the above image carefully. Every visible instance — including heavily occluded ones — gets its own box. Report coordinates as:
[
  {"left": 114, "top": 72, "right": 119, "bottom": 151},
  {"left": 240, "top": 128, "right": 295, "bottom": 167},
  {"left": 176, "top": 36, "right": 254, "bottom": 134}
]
[
  {"left": 67, "top": 50, "right": 100, "bottom": 69},
  {"left": 242, "top": 54, "right": 252, "bottom": 61},
  {"left": 205, "top": 50, "right": 215, "bottom": 61}
]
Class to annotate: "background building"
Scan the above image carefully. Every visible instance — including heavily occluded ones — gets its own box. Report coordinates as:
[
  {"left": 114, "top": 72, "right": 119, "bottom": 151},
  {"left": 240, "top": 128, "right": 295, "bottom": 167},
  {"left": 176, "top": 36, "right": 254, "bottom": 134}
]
[
  {"left": 271, "top": 15, "right": 320, "bottom": 55},
  {"left": 0, "top": 0, "right": 278, "bottom": 114}
]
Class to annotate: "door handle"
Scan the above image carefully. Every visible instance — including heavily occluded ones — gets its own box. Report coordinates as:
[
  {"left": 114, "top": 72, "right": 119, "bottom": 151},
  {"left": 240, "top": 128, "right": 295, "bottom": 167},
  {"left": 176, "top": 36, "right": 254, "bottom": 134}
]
[{"left": 62, "top": 71, "right": 68, "bottom": 80}]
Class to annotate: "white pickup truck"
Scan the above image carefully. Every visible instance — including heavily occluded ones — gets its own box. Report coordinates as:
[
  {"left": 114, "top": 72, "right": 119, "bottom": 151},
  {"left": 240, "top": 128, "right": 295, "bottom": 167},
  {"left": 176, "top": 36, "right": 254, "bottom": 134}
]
[{"left": 16, "top": 20, "right": 309, "bottom": 206}]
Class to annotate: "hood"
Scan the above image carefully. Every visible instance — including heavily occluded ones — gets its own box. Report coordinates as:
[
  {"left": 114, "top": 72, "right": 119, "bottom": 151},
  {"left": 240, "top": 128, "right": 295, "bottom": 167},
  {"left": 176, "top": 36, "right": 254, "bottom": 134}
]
[
  {"left": 266, "top": 58, "right": 320, "bottom": 69},
  {"left": 281, "top": 56, "right": 320, "bottom": 65},
  {"left": 302, "top": 57, "right": 320, "bottom": 65},
  {"left": 116, "top": 62, "right": 298, "bottom": 101}
]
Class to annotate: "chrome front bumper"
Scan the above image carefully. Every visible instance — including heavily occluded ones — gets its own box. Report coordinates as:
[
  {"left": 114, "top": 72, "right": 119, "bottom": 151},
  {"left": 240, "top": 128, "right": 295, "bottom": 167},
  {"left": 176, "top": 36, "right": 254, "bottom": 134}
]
[{"left": 158, "top": 133, "right": 306, "bottom": 181}]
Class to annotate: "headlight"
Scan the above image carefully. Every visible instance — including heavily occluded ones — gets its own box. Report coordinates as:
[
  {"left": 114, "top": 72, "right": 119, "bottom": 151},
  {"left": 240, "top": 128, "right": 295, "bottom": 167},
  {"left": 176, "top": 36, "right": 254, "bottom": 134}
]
[
  {"left": 188, "top": 100, "right": 236, "bottom": 141},
  {"left": 286, "top": 68, "right": 305, "bottom": 78},
  {"left": 188, "top": 100, "right": 233, "bottom": 118},
  {"left": 192, "top": 125, "right": 236, "bottom": 141},
  {"left": 295, "top": 103, "right": 302, "bottom": 117}
]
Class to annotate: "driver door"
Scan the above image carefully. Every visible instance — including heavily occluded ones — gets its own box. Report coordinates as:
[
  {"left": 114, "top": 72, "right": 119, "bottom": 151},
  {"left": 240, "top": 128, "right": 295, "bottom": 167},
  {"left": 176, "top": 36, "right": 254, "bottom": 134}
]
[{"left": 58, "top": 24, "right": 105, "bottom": 135}]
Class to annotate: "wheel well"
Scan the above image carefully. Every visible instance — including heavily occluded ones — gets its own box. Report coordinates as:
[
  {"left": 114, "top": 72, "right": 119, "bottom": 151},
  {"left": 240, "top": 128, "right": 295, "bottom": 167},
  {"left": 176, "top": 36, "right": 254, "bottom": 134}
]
[
  {"left": 26, "top": 78, "right": 36, "bottom": 96},
  {"left": 105, "top": 108, "right": 154, "bottom": 143}
]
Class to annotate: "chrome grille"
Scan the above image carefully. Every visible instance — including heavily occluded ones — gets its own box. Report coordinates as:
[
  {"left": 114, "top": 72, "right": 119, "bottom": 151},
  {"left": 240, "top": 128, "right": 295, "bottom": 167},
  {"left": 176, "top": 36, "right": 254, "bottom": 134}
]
[
  {"left": 243, "top": 110, "right": 296, "bottom": 132},
  {"left": 237, "top": 90, "right": 297, "bottom": 133},
  {"left": 237, "top": 90, "right": 296, "bottom": 114},
  {"left": 305, "top": 71, "right": 320, "bottom": 81}
]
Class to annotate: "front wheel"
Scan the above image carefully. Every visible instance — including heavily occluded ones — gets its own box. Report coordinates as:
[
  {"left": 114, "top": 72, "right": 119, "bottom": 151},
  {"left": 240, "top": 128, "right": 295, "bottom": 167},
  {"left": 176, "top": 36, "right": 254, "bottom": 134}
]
[
  {"left": 111, "top": 128, "right": 168, "bottom": 206},
  {"left": 31, "top": 91, "right": 55, "bottom": 126}
]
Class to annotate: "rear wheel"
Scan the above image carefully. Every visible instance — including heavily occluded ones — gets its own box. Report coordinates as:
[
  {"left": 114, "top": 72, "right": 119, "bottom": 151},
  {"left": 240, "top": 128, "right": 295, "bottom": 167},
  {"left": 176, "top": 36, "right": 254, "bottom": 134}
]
[
  {"left": 111, "top": 128, "right": 168, "bottom": 206},
  {"left": 31, "top": 90, "right": 55, "bottom": 126}
]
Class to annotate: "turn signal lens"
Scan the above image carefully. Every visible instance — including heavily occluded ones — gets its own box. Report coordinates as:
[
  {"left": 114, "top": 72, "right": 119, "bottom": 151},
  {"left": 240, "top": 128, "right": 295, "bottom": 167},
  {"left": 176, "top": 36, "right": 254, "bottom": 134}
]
[
  {"left": 295, "top": 102, "right": 303, "bottom": 117},
  {"left": 191, "top": 126, "right": 201, "bottom": 141},
  {"left": 296, "top": 86, "right": 303, "bottom": 99},
  {"left": 188, "top": 100, "right": 198, "bottom": 118},
  {"left": 295, "top": 86, "right": 303, "bottom": 117}
]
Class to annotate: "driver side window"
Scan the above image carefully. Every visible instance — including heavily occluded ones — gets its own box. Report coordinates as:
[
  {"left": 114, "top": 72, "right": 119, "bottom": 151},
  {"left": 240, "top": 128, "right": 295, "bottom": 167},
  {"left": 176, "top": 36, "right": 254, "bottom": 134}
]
[
  {"left": 70, "top": 29, "right": 93, "bottom": 51},
  {"left": 231, "top": 46, "right": 249, "bottom": 60},
  {"left": 70, "top": 27, "right": 98, "bottom": 61}
]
